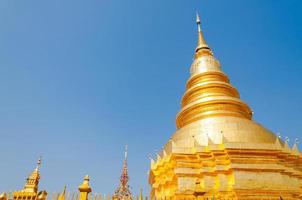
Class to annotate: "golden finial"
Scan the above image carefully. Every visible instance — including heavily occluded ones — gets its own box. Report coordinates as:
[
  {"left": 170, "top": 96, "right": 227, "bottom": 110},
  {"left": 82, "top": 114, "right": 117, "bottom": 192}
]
[
  {"left": 195, "top": 12, "right": 210, "bottom": 53},
  {"left": 292, "top": 138, "right": 300, "bottom": 155},
  {"left": 79, "top": 175, "right": 92, "bottom": 193},
  {"left": 275, "top": 133, "right": 283, "bottom": 148},
  {"left": 78, "top": 175, "right": 92, "bottom": 200}
]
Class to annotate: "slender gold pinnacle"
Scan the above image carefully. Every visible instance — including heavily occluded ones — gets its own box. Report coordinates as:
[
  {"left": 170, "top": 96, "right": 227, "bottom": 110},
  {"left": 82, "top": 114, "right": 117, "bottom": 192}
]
[
  {"left": 195, "top": 13, "right": 210, "bottom": 53},
  {"left": 58, "top": 186, "right": 66, "bottom": 200}
]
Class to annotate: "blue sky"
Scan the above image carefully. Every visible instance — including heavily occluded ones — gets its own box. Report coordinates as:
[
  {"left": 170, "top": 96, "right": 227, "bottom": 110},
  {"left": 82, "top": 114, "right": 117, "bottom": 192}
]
[{"left": 0, "top": 0, "right": 301, "bottom": 196}]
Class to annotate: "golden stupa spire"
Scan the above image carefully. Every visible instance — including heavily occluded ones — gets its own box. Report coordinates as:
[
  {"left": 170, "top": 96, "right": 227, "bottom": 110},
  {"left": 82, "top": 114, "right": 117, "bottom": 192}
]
[
  {"left": 195, "top": 13, "right": 211, "bottom": 53},
  {"left": 22, "top": 157, "right": 42, "bottom": 193}
]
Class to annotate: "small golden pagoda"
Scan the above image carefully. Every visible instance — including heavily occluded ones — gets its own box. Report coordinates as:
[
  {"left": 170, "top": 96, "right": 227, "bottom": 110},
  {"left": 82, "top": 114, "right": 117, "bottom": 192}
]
[
  {"left": 78, "top": 175, "right": 92, "bottom": 200},
  {"left": 149, "top": 14, "right": 302, "bottom": 200},
  {"left": 13, "top": 157, "right": 47, "bottom": 200}
]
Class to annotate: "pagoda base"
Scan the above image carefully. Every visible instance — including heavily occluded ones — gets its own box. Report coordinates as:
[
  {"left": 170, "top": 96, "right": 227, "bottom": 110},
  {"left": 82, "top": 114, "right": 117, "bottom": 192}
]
[{"left": 149, "top": 140, "right": 302, "bottom": 200}]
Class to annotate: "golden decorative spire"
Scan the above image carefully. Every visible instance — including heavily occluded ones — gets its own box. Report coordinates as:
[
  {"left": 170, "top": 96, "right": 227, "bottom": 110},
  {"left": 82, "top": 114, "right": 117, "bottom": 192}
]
[
  {"left": 292, "top": 138, "right": 300, "bottom": 154},
  {"left": 57, "top": 186, "right": 66, "bottom": 200},
  {"left": 195, "top": 13, "right": 211, "bottom": 54},
  {"left": 22, "top": 157, "right": 42, "bottom": 193},
  {"left": 79, "top": 175, "right": 92, "bottom": 193},
  {"left": 175, "top": 14, "right": 252, "bottom": 128},
  {"left": 139, "top": 189, "right": 143, "bottom": 200}
]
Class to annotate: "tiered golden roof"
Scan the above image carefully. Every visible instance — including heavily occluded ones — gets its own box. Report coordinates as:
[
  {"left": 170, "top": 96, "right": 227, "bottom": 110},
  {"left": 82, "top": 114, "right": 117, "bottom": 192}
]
[
  {"left": 177, "top": 13, "right": 252, "bottom": 129},
  {"left": 22, "top": 157, "right": 41, "bottom": 193},
  {"left": 149, "top": 14, "right": 302, "bottom": 200},
  {"left": 12, "top": 157, "right": 47, "bottom": 200}
]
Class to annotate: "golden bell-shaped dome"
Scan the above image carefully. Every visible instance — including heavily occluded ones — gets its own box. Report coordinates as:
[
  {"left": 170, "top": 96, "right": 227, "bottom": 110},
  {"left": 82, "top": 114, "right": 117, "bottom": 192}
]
[
  {"left": 172, "top": 14, "right": 277, "bottom": 146},
  {"left": 172, "top": 14, "right": 278, "bottom": 146}
]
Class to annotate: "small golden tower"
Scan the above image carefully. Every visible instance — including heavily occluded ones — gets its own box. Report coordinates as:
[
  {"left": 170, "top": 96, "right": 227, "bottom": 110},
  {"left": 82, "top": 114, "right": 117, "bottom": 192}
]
[
  {"left": 149, "top": 14, "right": 302, "bottom": 200},
  {"left": 13, "top": 157, "right": 47, "bottom": 200},
  {"left": 78, "top": 175, "right": 92, "bottom": 200}
]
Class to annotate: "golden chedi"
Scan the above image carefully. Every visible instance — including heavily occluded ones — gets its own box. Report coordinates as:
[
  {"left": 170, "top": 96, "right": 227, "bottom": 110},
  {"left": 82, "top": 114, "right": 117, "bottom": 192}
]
[
  {"left": 149, "top": 14, "right": 302, "bottom": 200},
  {"left": 13, "top": 157, "right": 47, "bottom": 200}
]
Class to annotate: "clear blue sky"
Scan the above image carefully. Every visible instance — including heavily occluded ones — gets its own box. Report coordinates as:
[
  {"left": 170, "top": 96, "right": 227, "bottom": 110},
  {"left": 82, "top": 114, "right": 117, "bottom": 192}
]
[{"left": 0, "top": 0, "right": 301, "bottom": 196}]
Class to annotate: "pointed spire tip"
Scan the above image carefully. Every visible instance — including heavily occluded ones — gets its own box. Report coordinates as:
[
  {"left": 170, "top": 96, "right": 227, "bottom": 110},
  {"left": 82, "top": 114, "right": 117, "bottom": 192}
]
[
  {"left": 196, "top": 12, "right": 201, "bottom": 24},
  {"left": 194, "top": 12, "right": 211, "bottom": 54},
  {"left": 36, "top": 156, "right": 42, "bottom": 171},
  {"left": 125, "top": 144, "right": 128, "bottom": 160}
]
